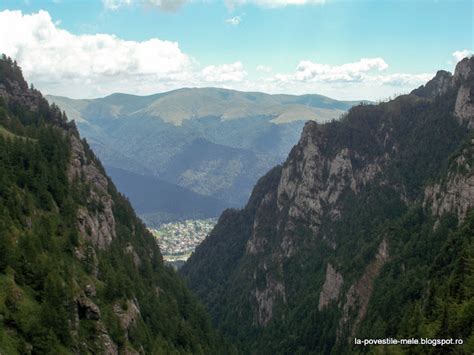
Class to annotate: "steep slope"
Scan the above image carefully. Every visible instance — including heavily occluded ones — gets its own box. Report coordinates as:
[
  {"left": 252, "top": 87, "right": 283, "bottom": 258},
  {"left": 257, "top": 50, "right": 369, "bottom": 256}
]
[
  {"left": 181, "top": 58, "right": 474, "bottom": 353},
  {"left": 47, "top": 89, "right": 362, "bottom": 223},
  {"left": 0, "top": 56, "right": 227, "bottom": 354}
]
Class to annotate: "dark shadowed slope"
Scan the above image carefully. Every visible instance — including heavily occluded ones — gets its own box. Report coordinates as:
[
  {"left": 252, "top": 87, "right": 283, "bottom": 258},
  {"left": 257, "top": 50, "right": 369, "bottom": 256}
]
[{"left": 106, "top": 166, "right": 229, "bottom": 226}]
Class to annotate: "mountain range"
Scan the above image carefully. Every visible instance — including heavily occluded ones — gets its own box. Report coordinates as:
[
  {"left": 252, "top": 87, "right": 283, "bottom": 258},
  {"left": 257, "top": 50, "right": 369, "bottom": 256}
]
[
  {"left": 181, "top": 58, "right": 474, "bottom": 353},
  {"left": 1, "top": 51, "right": 473, "bottom": 354},
  {"left": 47, "top": 88, "right": 362, "bottom": 224}
]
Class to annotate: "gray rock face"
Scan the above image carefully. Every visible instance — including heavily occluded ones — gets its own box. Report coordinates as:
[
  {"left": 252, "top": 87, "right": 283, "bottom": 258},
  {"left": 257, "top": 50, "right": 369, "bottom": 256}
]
[
  {"left": 68, "top": 134, "right": 116, "bottom": 249},
  {"left": 77, "top": 294, "right": 101, "bottom": 320},
  {"left": 125, "top": 243, "right": 141, "bottom": 268},
  {"left": 454, "top": 85, "right": 474, "bottom": 129},
  {"left": 254, "top": 271, "right": 286, "bottom": 327},
  {"left": 454, "top": 57, "right": 473, "bottom": 83},
  {"left": 411, "top": 70, "right": 453, "bottom": 99},
  {"left": 453, "top": 58, "right": 474, "bottom": 128},
  {"left": 424, "top": 140, "right": 474, "bottom": 226},
  {"left": 277, "top": 122, "right": 384, "bottom": 251},
  {"left": 113, "top": 299, "right": 141, "bottom": 334},
  {"left": 243, "top": 120, "right": 391, "bottom": 327},
  {"left": 0, "top": 79, "right": 42, "bottom": 111},
  {"left": 318, "top": 263, "right": 344, "bottom": 311},
  {"left": 97, "top": 322, "right": 119, "bottom": 355},
  {"left": 338, "top": 239, "right": 389, "bottom": 342}
]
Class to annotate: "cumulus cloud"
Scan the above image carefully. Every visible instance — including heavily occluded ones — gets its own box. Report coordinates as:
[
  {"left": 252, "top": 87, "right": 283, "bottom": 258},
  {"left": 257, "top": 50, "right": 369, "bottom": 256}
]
[
  {"left": 261, "top": 57, "right": 433, "bottom": 99},
  {"left": 266, "top": 57, "right": 430, "bottom": 89},
  {"left": 291, "top": 57, "right": 388, "bottom": 82},
  {"left": 453, "top": 49, "right": 473, "bottom": 63},
  {"left": 225, "top": 16, "right": 242, "bottom": 25},
  {"left": 0, "top": 10, "right": 195, "bottom": 97},
  {"left": 376, "top": 73, "right": 433, "bottom": 87},
  {"left": 226, "top": 0, "right": 325, "bottom": 9},
  {"left": 0, "top": 9, "right": 438, "bottom": 101},
  {"left": 103, "top": 0, "right": 187, "bottom": 12},
  {"left": 201, "top": 61, "right": 247, "bottom": 82}
]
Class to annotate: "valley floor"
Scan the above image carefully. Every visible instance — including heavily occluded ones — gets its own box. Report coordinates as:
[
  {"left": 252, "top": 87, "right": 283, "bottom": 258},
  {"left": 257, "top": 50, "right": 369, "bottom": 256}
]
[{"left": 149, "top": 218, "right": 217, "bottom": 264}]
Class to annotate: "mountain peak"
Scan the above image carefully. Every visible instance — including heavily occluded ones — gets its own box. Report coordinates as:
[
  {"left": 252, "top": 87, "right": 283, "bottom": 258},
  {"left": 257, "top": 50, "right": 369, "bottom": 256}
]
[
  {"left": 411, "top": 69, "right": 453, "bottom": 99},
  {"left": 454, "top": 55, "right": 474, "bottom": 84}
]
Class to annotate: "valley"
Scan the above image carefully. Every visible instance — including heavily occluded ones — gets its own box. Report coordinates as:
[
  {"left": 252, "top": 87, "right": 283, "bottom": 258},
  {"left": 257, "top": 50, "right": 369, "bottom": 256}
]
[
  {"left": 0, "top": 2, "right": 471, "bottom": 353},
  {"left": 149, "top": 218, "right": 217, "bottom": 266},
  {"left": 48, "top": 89, "right": 362, "bottom": 225}
]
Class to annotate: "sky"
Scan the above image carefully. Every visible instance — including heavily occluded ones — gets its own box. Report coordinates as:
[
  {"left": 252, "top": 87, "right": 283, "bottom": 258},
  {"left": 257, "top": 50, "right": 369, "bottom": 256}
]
[{"left": 0, "top": 0, "right": 472, "bottom": 100}]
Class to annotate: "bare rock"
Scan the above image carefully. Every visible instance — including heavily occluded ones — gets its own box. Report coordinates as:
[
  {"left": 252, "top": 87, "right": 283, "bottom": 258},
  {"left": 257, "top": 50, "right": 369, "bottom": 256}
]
[
  {"left": 113, "top": 299, "right": 141, "bottom": 333},
  {"left": 85, "top": 284, "right": 97, "bottom": 298},
  {"left": 68, "top": 134, "right": 116, "bottom": 249},
  {"left": 411, "top": 70, "right": 453, "bottom": 99},
  {"left": 254, "top": 272, "right": 286, "bottom": 327},
  {"left": 423, "top": 142, "right": 474, "bottom": 226},
  {"left": 454, "top": 85, "right": 474, "bottom": 129},
  {"left": 318, "top": 263, "right": 343, "bottom": 311},
  {"left": 125, "top": 243, "right": 141, "bottom": 268},
  {"left": 77, "top": 294, "right": 101, "bottom": 320},
  {"left": 97, "top": 322, "right": 119, "bottom": 355},
  {"left": 453, "top": 56, "right": 473, "bottom": 83},
  {"left": 453, "top": 56, "right": 474, "bottom": 128},
  {"left": 337, "top": 239, "right": 389, "bottom": 343}
]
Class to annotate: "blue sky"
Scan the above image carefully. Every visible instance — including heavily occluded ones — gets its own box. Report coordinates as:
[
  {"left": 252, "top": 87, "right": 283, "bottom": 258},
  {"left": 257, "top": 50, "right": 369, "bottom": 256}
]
[{"left": 0, "top": 0, "right": 472, "bottom": 100}]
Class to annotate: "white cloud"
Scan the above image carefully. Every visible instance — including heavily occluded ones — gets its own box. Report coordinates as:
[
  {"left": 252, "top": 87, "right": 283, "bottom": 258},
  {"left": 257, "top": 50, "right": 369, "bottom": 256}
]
[
  {"left": 225, "top": 16, "right": 242, "bottom": 25},
  {"left": 0, "top": 10, "right": 439, "bottom": 101},
  {"left": 226, "top": 0, "right": 325, "bottom": 9},
  {"left": 290, "top": 57, "right": 388, "bottom": 83},
  {"left": 376, "top": 73, "right": 433, "bottom": 87},
  {"left": 453, "top": 49, "right": 473, "bottom": 63},
  {"left": 259, "top": 57, "right": 433, "bottom": 100},
  {"left": 256, "top": 65, "right": 272, "bottom": 73},
  {"left": 103, "top": 0, "right": 186, "bottom": 12},
  {"left": 0, "top": 10, "right": 194, "bottom": 97},
  {"left": 201, "top": 61, "right": 247, "bottom": 82}
]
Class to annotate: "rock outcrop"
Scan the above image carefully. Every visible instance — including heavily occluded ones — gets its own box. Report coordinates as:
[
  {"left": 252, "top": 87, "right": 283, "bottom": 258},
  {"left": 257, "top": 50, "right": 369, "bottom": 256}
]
[
  {"left": 318, "top": 263, "right": 344, "bottom": 311},
  {"left": 424, "top": 139, "right": 474, "bottom": 226},
  {"left": 77, "top": 294, "right": 101, "bottom": 320},
  {"left": 411, "top": 70, "right": 453, "bottom": 99},
  {"left": 337, "top": 239, "right": 389, "bottom": 341},
  {"left": 113, "top": 299, "right": 141, "bottom": 334},
  {"left": 454, "top": 58, "right": 474, "bottom": 129},
  {"left": 68, "top": 134, "right": 116, "bottom": 249}
]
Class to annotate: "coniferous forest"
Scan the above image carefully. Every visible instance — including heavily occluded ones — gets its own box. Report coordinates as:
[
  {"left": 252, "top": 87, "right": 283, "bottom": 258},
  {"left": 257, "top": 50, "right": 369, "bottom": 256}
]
[
  {"left": 0, "top": 3, "right": 473, "bottom": 354},
  {"left": 0, "top": 55, "right": 229, "bottom": 354}
]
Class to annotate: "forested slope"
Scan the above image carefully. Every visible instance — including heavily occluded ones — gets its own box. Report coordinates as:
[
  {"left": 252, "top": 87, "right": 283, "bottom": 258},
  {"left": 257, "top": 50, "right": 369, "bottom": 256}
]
[
  {"left": 182, "top": 58, "right": 474, "bottom": 354},
  {"left": 0, "top": 55, "right": 228, "bottom": 354}
]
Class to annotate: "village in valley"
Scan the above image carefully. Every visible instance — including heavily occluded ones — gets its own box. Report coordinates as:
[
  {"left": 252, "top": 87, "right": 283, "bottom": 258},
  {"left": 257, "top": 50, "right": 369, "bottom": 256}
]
[{"left": 149, "top": 218, "right": 217, "bottom": 268}]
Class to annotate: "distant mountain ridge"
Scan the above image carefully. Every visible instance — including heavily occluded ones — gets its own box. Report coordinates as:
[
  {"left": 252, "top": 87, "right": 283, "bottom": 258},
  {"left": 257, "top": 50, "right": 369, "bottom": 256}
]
[
  {"left": 48, "top": 87, "right": 360, "bottom": 126},
  {"left": 48, "top": 88, "right": 363, "bottom": 224}
]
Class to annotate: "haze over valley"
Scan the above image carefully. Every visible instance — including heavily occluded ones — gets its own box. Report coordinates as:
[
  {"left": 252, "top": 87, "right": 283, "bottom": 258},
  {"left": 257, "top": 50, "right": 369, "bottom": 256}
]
[{"left": 48, "top": 88, "right": 361, "bottom": 225}]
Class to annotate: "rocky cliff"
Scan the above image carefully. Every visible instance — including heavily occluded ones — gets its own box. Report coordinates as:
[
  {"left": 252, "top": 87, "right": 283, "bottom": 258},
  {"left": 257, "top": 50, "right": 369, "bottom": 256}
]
[{"left": 181, "top": 57, "right": 474, "bottom": 353}]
